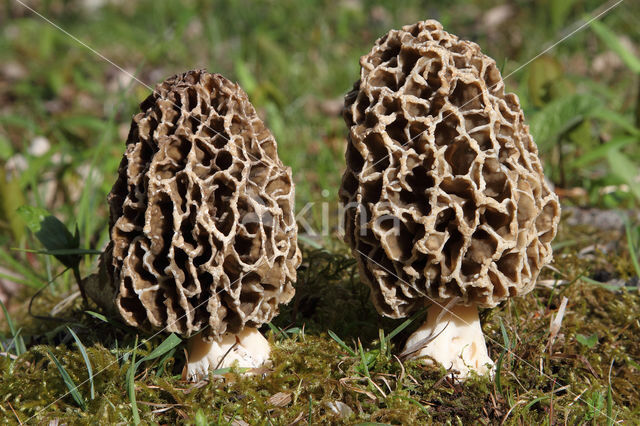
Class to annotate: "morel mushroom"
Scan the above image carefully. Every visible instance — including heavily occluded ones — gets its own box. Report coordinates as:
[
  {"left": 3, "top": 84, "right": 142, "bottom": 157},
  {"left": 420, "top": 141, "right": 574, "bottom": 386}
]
[
  {"left": 339, "top": 21, "right": 560, "bottom": 377},
  {"left": 88, "top": 70, "right": 301, "bottom": 380}
]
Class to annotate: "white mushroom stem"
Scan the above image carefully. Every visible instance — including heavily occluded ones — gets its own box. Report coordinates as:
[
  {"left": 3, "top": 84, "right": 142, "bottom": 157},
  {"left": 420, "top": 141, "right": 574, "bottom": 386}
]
[
  {"left": 184, "top": 327, "right": 270, "bottom": 381},
  {"left": 403, "top": 303, "right": 494, "bottom": 378}
]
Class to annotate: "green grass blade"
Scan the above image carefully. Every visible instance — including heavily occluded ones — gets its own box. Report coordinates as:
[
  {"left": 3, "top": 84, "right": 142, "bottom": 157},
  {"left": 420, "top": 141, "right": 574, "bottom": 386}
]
[
  {"left": 0, "top": 270, "right": 41, "bottom": 288},
  {"left": 0, "top": 299, "right": 25, "bottom": 355},
  {"left": 155, "top": 347, "right": 177, "bottom": 377},
  {"left": 125, "top": 332, "right": 183, "bottom": 416},
  {"left": 623, "top": 217, "right": 640, "bottom": 278},
  {"left": 498, "top": 318, "right": 511, "bottom": 350},
  {"left": 580, "top": 276, "right": 637, "bottom": 291},
  {"left": 77, "top": 109, "right": 118, "bottom": 249},
  {"left": 13, "top": 248, "right": 103, "bottom": 256},
  {"left": 589, "top": 108, "right": 640, "bottom": 136},
  {"left": 327, "top": 330, "right": 356, "bottom": 356},
  {"left": 267, "top": 322, "right": 288, "bottom": 340},
  {"left": 606, "top": 360, "right": 615, "bottom": 426},
  {"left": 0, "top": 249, "right": 45, "bottom": 287},
  {"left": 46, "top": 349, "right": 86, "bottom": 411},
  {"left": 529, "top": 93, "right": 601, "bottom": 152},
  {"left": 385, "top": 307, "right": 427, "bottom": 343},
  {"left": 495, "top": 351, "right": 505, "bottom": 396},
  {"left": 591, "top": 20, "right": 640, "bottom": 73},
  {"left": 390, "top": 394, "right": 429, "bottom": 414},
  {"left": 127, "top": 335, "right": 141, "bottom": 425},
  {"left": 358, "top": 339, "right": 371, "bottom": 379},
  {"left": 354, "top": 423, "right": 392, "bottom": 426},
  {"left": 569, "top": 135, "right": 637, "bottom": 169},
  {"left": 378, "top": 328, "right": 386, "bottom": 356},
  {"left": 137, "top": 333, "right": 182, "bottom": 365},
  {"left": 606, "top": 149, "right": 640, "bottom": 201},
  {"left": 0, "top": 298, "right": 17, "bottom": 341},
  {"left": 6, "top": 328, "right": 24, "bottom": 356},
  {"left": 523, "top": 394, "right": 550, "bottom": 412},
  {"left": 210, "top": 367, "right": 250, "bottom": 375},
  {"left": 66, "top": 327, "right": 94, "bottom": 400},
  {"left": 85, "top": 310, "right": 109, "bottom": 322}
]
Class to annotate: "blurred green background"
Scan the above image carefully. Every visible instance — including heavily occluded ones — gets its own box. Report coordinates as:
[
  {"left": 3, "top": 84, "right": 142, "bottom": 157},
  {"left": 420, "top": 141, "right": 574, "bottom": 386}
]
[{"left": 0, "top": 0, "right": 639, "bottom": 293}]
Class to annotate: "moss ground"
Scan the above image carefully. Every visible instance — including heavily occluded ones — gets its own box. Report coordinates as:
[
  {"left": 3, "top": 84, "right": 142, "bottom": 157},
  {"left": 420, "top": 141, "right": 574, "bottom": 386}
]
[{"left": 1, "top": 219, "right": 638, "bottom": 425}]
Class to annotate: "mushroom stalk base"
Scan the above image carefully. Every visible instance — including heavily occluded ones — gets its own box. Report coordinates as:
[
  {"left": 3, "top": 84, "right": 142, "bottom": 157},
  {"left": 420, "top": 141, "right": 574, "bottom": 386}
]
[
  {"left": 403, "top": 303, "right": 494, "bottom": 378},
  {"left": 184, "top": 327, "right": 270, "bottom": 381}
]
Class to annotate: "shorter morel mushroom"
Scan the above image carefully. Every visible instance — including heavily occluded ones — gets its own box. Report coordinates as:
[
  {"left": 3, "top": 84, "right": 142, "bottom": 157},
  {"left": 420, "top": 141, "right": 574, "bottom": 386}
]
[
  {"left": 339, "top": 21, "right": 560, "bottom": 377},
  {"left": 86, "top": 70, "right": 301, "bottom": 381}
]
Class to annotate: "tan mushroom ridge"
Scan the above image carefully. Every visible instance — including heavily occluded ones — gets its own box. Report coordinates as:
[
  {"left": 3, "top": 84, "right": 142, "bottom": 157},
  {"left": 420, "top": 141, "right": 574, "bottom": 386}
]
[
  {"left": 339, "top": 20, "right": 560, "bottom": 377},
  {"left": 97, "top": 70, "right": 301, "bottom": 380}
]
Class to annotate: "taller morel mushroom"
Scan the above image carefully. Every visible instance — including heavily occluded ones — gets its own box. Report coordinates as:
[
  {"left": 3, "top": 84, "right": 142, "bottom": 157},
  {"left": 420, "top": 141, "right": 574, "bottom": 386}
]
[
  {"left": 339, "top": 21, "right": 560, "bottom": 377},
  {"left": 89, "top": 70, "right": 301, "bottom": 380}
]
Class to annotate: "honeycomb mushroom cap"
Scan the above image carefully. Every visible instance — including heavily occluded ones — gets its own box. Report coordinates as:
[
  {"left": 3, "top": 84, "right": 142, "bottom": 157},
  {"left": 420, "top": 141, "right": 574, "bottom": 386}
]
[
  {"left": 107, "top": 70, "right": 301, "bottom": 341},
  {"left": 340, "top": 20, "right": 560, "bottom": 318}
]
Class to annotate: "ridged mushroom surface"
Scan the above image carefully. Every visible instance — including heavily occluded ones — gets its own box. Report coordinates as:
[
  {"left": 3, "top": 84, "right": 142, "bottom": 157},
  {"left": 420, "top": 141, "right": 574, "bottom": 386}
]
[
  {"left": 340, "top": 20, "right": 560, "bottom": 318},
  {"left": 106, "top": 70, "right": 301, "bottom": 340}
]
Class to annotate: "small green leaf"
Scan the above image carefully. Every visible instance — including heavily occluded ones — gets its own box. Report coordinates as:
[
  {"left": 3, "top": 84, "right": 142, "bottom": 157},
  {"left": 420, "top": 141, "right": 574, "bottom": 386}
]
[
  {"left": 16, "top": 205, "right": 49, "bottom": 234},
  {"left": 576, "top": 333, "right": 598, "bottom": 348},
  {"left": 16, "top": 207, "right": 81, "bottom": 269},
  {"left": 285, "top": 327, "right": 302, "bottom": 335},
  {"left": 46, "top": 349, "right": 86, "bottom": 411}
]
